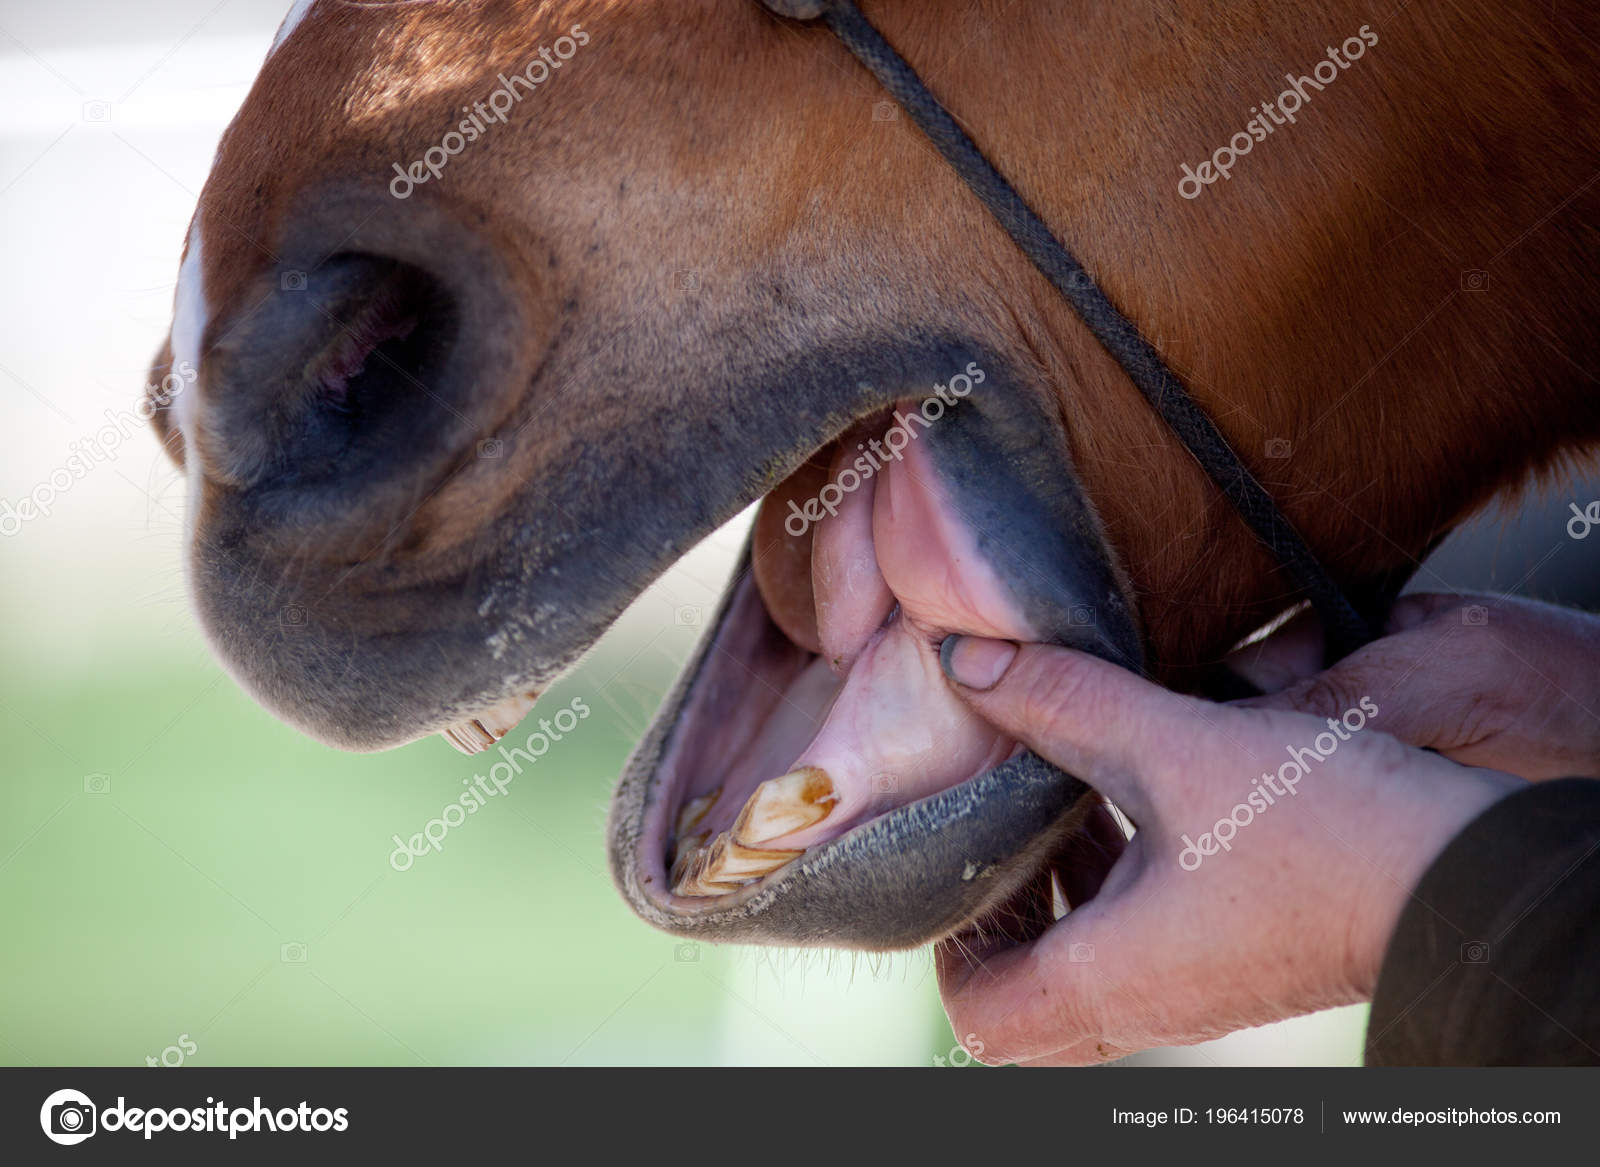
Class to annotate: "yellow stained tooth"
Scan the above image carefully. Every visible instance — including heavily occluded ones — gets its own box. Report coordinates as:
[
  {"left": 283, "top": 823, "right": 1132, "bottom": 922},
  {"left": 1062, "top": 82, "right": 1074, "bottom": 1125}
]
[
  {"left": 733, "top": 766, "right": 837, "bottom": 847},
  {"left": 669, "top": 832, "right": 708, "bottom": 887},
  {"left": 673, "top": 842, "right": 743, "bottom": 898},
  {"left": 673, "top": 769, "right": 833, "bottom": 896},
  {"left": 672, "top": 847, "right": 712, "bottom": 897},
  {"left": 675, "top": 791, "right": 719, "bottom": 838},
  {"left": 701, "top": 832, "right": 803, "bottom": 883}
]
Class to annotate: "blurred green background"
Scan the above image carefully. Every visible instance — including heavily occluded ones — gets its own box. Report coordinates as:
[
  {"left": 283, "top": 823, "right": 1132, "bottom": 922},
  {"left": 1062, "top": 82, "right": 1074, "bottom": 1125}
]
[
  {"left": 0, "top": 0, "right": 1382, "bottom": 1066},
  {"left": 0, "top": 517, "right": 958, "bottom": 1066}
]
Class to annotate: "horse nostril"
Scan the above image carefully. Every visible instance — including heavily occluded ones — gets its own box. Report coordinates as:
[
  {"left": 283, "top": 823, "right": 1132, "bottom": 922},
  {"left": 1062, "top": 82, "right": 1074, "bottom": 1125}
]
[
  {"left": 203, "top": 253, "right": 459, "bottom": 490},
  {"left": 312, "top": 264, "right": 425, "bottom": 415}
]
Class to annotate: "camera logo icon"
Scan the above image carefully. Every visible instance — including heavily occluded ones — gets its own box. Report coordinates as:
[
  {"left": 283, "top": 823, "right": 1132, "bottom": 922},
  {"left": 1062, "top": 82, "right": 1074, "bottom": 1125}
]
[
  {"left": 1460, "top": 269, "right": 1490, "bottom": 292},
  {"left": 674, "top": 605, "right": 703, "bottom": 627},
  {"left": 674, "top": 942, "right": 700, "bottom": 963},
  {"left": 870, "top": 773, "right": 898, "bottom": 796},
  {"left": 1068, "top": 604, "right": 1096, "bottom": 627},
  {"left": 1462, "top": 604, "right": 1489, "bottom": 627},
  {"left": 1068, "top": 942, "right": 1096, "bottom": 963},
  {"left": 477, "top": 438, "right": 504, "bottom": 459},
  {"left": 281, "top": 941, "right": 307, "bottom": 963},
  {"left": 40, "top": 1088, "right": 96, "bottom": 1146},
  {"left": 872, "top": 100, "right": 898, "bottom": 122},
  {"left": 1264, "top": 437, "right": 1292, "bottom": 459},
  {"left": 279, "top": 604, "right": 307, "bottom": 628},
  {"left": 1460, "top": 940, "right": 1490, "bottom": 964},
  {"left": 672, "top": 269, "right": 700, "bottom": 292},
  {"left": 81, "top": 101, "right": 111, "bottom": 123},
  {"left": 83, "top": 773, "right": 110, "bottom": 795},
  {"left": 281, "top": 270, "right": 308, "bottom": 292}
]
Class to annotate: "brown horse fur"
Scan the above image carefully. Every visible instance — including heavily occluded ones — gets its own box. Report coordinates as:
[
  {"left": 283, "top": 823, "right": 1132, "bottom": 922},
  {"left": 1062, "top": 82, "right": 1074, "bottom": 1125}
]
[{"left": 152, "top": 0, "right": 1600, "bottom": 712}]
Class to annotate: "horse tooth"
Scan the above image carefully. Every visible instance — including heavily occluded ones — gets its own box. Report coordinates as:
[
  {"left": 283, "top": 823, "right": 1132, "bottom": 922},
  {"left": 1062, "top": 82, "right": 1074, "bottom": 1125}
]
[
  {"left": 669, "top": 832, "right": 708, "bottom": 887},
  {"left": 673, "top": 844, "right": 744, "bottom": 898},
  {"left": 440, "top": 689, "right": 542, "bottom": 755},
  {"left": 671, "top": 841, "right": 729, "bottom": 897},
  {"left": 442, "top": 720, "right": 494, "bottom": 755},
  {"left": 672, "top": 769, "right": 832, "bottom": 895},
  {"left": 732, "top": 766, "right": 837, "bottom": 847},
  {"left": 671, "top": 846, "right": 712, "bottom": 897},
  {"left": 700, "top": 831, "right": 803, "bottom": 885},
  {"left": 675, "top": 790, "right": 719, "bottom": 838}
]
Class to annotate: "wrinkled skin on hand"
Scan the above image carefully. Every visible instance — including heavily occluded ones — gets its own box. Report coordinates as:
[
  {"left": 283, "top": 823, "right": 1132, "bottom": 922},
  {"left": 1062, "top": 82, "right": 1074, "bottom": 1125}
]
[
  {"left": 932, "top": 630, "right": 1524, "bottom": 1066},
  {"left": 1231, "top": 592, "right": 1600, "bottom": 782}
]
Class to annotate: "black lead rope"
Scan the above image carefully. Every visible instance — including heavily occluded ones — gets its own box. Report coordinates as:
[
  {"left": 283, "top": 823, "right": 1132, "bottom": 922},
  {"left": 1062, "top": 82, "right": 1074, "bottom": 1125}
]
[{"left": 759, "top": 0, "right": 1380, "bottom": 663}]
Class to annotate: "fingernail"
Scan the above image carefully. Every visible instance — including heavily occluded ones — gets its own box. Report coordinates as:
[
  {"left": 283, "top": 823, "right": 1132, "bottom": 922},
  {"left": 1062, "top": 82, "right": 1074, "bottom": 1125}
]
[{"left": 939, "top": 636, "right": 1018, "bottom": 690}]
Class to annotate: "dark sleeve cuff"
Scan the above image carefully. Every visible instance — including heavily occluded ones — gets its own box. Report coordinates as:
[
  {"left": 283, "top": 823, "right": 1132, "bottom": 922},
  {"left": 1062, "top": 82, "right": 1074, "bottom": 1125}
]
[{"left": 1365, "top": 777, "right": 1600, "bottom": 1065}]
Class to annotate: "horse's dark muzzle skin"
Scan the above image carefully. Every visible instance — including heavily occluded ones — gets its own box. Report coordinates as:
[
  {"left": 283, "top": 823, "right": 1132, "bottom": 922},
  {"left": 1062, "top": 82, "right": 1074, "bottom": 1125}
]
[{"left": 609, "top": 383, "right": 1144, "bottom": 950}]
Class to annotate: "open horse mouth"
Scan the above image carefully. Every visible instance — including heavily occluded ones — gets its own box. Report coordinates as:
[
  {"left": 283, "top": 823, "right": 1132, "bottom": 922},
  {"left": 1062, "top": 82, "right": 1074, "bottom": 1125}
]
[
  {"left": 620, "top": 385, "right": 1143, "bottom": 948},
  {"left": 444, "top": 375, "right": 1142, "bottom": 949},
  {"left": 622, "top": 395, "right": 1141, "bottom": 949}
]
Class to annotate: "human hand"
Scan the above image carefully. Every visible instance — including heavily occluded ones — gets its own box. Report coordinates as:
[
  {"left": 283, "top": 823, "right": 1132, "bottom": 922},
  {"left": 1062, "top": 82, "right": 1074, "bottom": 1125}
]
[
  {"left": 1231, "top": 593, "right": 1600, "bottom": 781},
  {"left": 932, "top": 636, "right": 1519, "bottom": 1065}
]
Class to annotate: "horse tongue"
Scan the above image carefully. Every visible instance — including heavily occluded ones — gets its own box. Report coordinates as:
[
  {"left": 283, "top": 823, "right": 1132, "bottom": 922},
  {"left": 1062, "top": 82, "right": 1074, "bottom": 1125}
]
[
  {"left": 811, "top": 439, "right": 894, "bottom": 675},
  {"left": 732, "top": 429, "right": 1039, "bottom": 855},
  {"left": 735, "top": 613, "right": 1016, "bottom": 852},
  {"left": 750, "top": 451, "right": 829, "bottom": 655}
]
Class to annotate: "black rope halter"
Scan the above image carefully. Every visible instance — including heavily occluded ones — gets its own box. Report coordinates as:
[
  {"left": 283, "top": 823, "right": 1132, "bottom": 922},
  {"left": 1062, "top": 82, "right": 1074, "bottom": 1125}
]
[{"left": 758, "top": 0, "right": 1381, "bottom": 663}]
